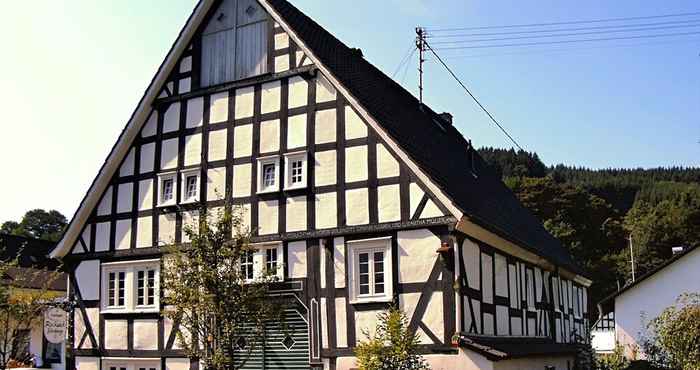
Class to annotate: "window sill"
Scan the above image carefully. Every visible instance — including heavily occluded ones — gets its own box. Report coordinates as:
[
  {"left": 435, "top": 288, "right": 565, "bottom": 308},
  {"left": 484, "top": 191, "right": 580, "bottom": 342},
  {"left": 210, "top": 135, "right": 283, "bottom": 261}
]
[
  {"left": 180, "top": 198, "right": 199, "bottom": 205},
  {"left": 101, "top": 307, "right": 160, "bottom": 315},
  {"left": 158, "top": 201, "right": 176, "bottom": 208},
  {"left": 257, "top": 188, "right": 280, "bottom": 195},
  {"left": 284, "top": 185, "right": 307, "bottom": 191},
  {"left": 349, "top": 296, "right": 393, "bottom": 305}
]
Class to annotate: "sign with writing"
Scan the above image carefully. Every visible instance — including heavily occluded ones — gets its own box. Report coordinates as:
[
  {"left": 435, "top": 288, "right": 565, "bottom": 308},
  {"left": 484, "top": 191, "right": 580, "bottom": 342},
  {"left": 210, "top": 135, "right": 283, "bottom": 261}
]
[{"left": 44, "top": 308, "right": 67, "bottom": 344}]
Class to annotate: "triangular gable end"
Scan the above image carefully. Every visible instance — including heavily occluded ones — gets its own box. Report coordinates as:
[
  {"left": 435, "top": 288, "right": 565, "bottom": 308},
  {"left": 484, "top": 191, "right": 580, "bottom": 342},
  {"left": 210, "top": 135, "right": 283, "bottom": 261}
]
[{"left": 52, "top": 0, "right": 461, "bottom": 258}]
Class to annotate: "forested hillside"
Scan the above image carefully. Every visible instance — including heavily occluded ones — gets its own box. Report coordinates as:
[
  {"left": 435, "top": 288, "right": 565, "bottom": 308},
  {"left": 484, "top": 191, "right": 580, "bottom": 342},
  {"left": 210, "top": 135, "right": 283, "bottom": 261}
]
[{"left": 478, "top": 147, "right": 700, "bottom": 313}]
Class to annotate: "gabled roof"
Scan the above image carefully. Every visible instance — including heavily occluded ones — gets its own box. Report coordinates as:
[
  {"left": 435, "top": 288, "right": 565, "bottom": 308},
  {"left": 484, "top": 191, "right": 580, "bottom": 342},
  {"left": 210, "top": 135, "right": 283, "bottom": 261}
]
[
  {"left": 456, "top": 334, "right": 578, "bottom": 361},
  {"left": 265, "top": 0, "right": 584, "bottom": 276},
  {"left": 52, "top": 0, "right": 584, "bottom": 278}
]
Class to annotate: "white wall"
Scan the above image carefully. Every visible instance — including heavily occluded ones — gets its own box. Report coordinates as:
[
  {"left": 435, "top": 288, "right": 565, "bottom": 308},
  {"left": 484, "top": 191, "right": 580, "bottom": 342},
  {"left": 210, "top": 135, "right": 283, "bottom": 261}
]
[{"left": 615, "top": 247, "right": 700, "bottom": 359}]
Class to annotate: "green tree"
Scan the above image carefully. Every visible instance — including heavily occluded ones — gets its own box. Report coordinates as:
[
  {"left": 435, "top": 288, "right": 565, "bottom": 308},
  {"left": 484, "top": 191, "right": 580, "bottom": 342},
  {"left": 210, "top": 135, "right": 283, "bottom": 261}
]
[
  {"left": 643, "top": 293, "right": 700, "bottom": 370},
  {"left": 1, "top": 209, "right": 67, "bottom": 242},
  {"left": 161, "top": 206, "right": 281, "bottom": 370},
  {"left": 354, "top": 307, "right": 428, "bottom": 370}
]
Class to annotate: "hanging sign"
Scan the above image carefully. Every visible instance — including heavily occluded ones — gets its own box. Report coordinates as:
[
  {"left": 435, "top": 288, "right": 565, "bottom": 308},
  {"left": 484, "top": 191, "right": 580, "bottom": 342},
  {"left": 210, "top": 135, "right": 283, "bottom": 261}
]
[{"left": 44, "top": 307, "right": 67, "bottom": 344}]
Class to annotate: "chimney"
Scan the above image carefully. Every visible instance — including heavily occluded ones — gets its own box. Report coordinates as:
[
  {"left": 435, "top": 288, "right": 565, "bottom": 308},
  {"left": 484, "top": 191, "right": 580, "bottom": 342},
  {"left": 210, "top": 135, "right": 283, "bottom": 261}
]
[{"left": 438, "top": 112, "right": 453, "bottom": 126}]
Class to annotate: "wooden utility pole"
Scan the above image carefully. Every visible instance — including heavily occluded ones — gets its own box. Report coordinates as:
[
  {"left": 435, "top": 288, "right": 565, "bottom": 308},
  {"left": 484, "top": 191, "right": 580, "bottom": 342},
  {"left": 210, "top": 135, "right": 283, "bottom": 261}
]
[
  {"left": 415, "top": 27, "right": 426, "bottom": 103},
  {"left": 629, "top": 235, "right": 636, "bottom": 282}
]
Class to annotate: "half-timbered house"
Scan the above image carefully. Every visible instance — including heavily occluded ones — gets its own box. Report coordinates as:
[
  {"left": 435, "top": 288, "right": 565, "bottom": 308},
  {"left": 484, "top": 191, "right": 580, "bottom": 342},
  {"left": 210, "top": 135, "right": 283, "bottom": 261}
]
[{"left": 50, "top": 1, "right": 592, "bottom": 369}]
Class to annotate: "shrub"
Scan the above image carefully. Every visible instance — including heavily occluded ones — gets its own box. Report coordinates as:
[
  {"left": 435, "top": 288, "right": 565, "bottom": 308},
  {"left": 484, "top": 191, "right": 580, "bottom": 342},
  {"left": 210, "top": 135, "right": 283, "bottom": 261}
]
[{"left": 643, "top": 293, "right": 700, "bottom": 370}]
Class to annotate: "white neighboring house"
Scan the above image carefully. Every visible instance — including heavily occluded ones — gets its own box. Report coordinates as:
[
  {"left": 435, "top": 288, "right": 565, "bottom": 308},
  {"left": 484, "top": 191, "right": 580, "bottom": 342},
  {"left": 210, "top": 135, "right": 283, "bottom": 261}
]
[{"left": 594, "top": 245, "right": 700, "bottom": 359}]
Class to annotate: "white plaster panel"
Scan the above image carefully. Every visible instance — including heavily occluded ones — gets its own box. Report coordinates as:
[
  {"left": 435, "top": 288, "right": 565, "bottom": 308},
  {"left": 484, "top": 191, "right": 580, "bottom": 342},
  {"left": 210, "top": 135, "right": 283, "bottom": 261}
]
[
  {"left": 261, "top": 80, "right": 281, "bottom": 114},
  {"left": 97, "top": 187, "right": 112, "bottom": 216},
  {"left": 355, "top": 309, "right": 382, "bottom": 341},
  {"left": 335, "top": 297, "right": 347, "bottom": 347},
  {"left": 483, "top": 312, "right": 494, "bottom": 335},
  {"left": 481, "top": 253, "right": 494, "bottom": 304},
  {"left": 133, "top": 319, "right": 159, "bottom": 350},
  {"left": 424, "top": 292, "right": 444, "bottom": 344},
  {"left": 333, "top": 237, "right": 345, "bottom": 288},
  {"left": 315, "top": 192, "right": 337, "bottom": 229},
  {"left": 287, "top": 113, "right": 307, "bottom": 149},
  {"left": 208, "top": 129, "right": 227, "bottom": 162},
  {"left": 286, "top": 196, "right": 307, "bottom": 232},
  {"left": 508, "top": 264, "right": 519, "bottom": 308},
  {"left": 161, "top": 138, "right": 179, "bottom": 170},
  {"left": 314, "top": 150, "right": 336, "bottom": 186},
  {"left": 258, "top": 200, "right": 279, "bottom": 235},
  {"left": 179, "top": 77, "right": 191, "bottom": 94},
  {"left": 75, "top": 260, "right": 100, "bottom": 300},
  {"left": 207, "top": 167, "right": 226, "bottom": 201},
  {"left": 496, "top": 305, "right": 509, "bottom": 336},
  {"left": 288, "top": 76, "right": 308, "bottom": 108},
  {"left": 140, "top": 142, "right": 155, "bottom": 173},
  {"left": 179, "top": 55, "right": 192, "bottom": 73},
  {"left": 95, "top": 222, "right": 110, "bottom": 252},
  {"left": 114, "top": 219, "right": 131, "bottom": 250},
  {"left": 316, "top": 74, "right": 337, "bottom": 103},
  {"left": 166, "top": 358, "right": 190, "bottom": 370},
  {"left": 344, "top": 106, "right": 368, "bottom": 140},
  {"left": 233, "top": 124, "right": 253, "bottom": 158},
  {"left": 235, "top": 86, "right": 254, "bottom": 119},
  {"left": 511, "top": 316, "right": 522, "bottom": 336},
  {"left": 80, "top": 226, "right": 92, "bottom": 253},
  {"left": 163, "top": 102, "right": 181, "bottom": 133},
  {"left": 259, "top": 119, "right": 280, "bottom": 154},
  {"left": 75, "top": 357, "right": 99, "bottom": 370},
  {"left": 104, "top": 320, "right": 128, "bottom": 349},
  {"left": 158, "top": 214, "right": 177, "bottom": 246},
  {"left": 232, "top": 163, "right": 252, "bottom": 197},
  {"left": 117, "top": 183, "right": 133, "bottom": 213},
  {"left": 274, "top": 32, "right": 289, "bottom": 50},
  {"left": 234, "top": 203, "right": 252, "bottom": 234},
  {"left": 142, "top": 110, "right": 157, "bottom": 137},
  {"left": 274, "top": 55, "right": 289, "bottom": 73},
  {"left": 136, "top": 216, "right": 152, "bottom": 248},
  {"left": 400, "top": 292, "right": 421, "bottom": 325},
  {"left": 315, "top": 109, "right": 336, "bottom": 144},
  {"left": 210, "top": 91, "right": 229, "bottom": 123},
  {"left": 119, "top": 148, "right": 135, "bottom": 177},
  {"left": 398, "top": 228, "right": 439, "bottom": 284},
  {"left": 184, "top": 133, "right": 202, "bottom": 166},
  {"left": 287, "top": 241, "right": 307, "bottom": 279},
  {"left": 495, "top": 253, "right": 508, "bottom": 297},
  {"left": 138, "top": 179, "right": 154, "bottom": 211},
  {"left": 420, "top": 199, "right": 443, "bottom": 218},
  {"left": 377, "top": 143, "right": 400, "bottom": 179},
  {"left": 345, "top": 145, "right": 368, "bottom": 182},
  {"left": 181, "top": 211, "right": 199, "bottom": 243},
  {"left": 186, "top": 97, "right": 204, "bottom": 128},
  {"left": 377, "top": 184, "right": 400, "bottom": 223},
  {"left": 345, "top": 188, "right": 369, "bottom": 226},
  {"left": 409, "top": 183, "right": 425, "bottom": 218},
  {"left": 321, "top": 297, "right": 328, "bottom": 348},
  {"left": 463, "top": 239, "right": 480, "bottom": 290}
]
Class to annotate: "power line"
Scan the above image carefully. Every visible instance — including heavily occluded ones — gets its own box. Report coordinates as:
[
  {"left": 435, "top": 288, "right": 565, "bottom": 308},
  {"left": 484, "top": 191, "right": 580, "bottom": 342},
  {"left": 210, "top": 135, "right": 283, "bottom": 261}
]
[
  {"left": 427, "top": 11, "right": 700, "bottom": 32},
  {"left": 429, "top": 21, "right": 700, "bottom": 44},
  {"left": 427, "top": 18, "right": 700, "bottom": 38},
  {"left": 391, "top": 42, "right": 416, "bottom": 78},
  {"left": 434, "top": 30, "right": 700, "bottom": 50},
  {"left": 422, "top": 39, "right": 524, "bottom": 151}
]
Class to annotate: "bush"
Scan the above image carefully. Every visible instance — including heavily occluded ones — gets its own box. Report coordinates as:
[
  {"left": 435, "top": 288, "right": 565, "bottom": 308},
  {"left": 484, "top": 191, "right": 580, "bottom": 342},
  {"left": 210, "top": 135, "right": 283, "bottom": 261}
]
[
  {"left": 643, "top": 293, "right": 700, "bottom": 370},
  {"left": 596, "top": 345, "right": 630, "bottom": 370},
  {"left": 354, "top": 307, "right": 428, "bottom": 370}
]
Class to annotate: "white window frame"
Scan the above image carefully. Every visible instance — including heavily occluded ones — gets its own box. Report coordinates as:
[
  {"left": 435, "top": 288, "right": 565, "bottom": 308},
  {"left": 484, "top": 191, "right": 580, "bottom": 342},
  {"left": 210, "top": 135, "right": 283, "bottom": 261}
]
[
  {"left": 256, "top": 155, "right": 280, "bottom": 194},
  {"left": 284, "top": 151, "right": 308, "bottom": 190},
  {"left": 101, "top": 259, "right": 161, "bottom": 313},
  {"left": 347, "top": 236, "right": 393, "bottom": 304},
  {"left": 157, "top": 172, "right": 177, "bottom": 207},
  {"left": 102, "top": 359, "right": 161, "bottom": 370},
  {"left": 180, "top": 168, "right": 200, "bottom": 204},
  {"left": 241, "top": 241, "right": 284, "bottom": 282}
]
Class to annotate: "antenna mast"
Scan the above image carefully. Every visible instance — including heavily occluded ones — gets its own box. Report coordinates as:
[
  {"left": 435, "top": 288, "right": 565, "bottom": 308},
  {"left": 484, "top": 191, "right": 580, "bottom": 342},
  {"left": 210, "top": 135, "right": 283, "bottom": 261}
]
[{"left": 415, "top": 27, "right": 427, "bottom": 103}]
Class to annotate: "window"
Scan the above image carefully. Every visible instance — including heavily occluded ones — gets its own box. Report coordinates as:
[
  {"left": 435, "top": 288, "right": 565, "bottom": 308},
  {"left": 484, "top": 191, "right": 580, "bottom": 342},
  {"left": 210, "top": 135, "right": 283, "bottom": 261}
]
[
  {"left": 240, "top": 250, "right": 254, "bottom": 281},
  {"left": 284, "top": 152, "right": 307, "bottom": 190},
  {"left": 107, "top": 270, "right": 126, "bottom": 308},
  {"left": 102, "top": 259, "right": 160, "bottom": 313},
  {"left": 158, "top": 172, "right": 176, "bottom": 206},
  {"left": 348, "top": 237, "right": 393, "bottom": 303},
  {"left": 240, "top": 242, "right": 283, "bottom": 281},
  {"left": 180, "top": 169, "right": 200, "bottom": 203},
  {"left": 257, "top": 156, "right": 280, "bottom": 193}
]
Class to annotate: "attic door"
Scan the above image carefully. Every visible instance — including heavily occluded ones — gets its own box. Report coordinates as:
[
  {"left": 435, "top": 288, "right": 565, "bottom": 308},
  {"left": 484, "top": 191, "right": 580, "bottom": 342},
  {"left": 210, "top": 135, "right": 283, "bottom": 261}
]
[{"left": 201, "top": 0, "right": 268, "bottom": 87}]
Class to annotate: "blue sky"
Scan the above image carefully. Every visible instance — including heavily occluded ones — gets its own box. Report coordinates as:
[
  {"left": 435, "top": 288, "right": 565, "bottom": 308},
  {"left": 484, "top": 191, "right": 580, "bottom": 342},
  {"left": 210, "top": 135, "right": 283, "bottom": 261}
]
[{"left": 0, "top": 0, "right": 698, "bottom": 223}]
